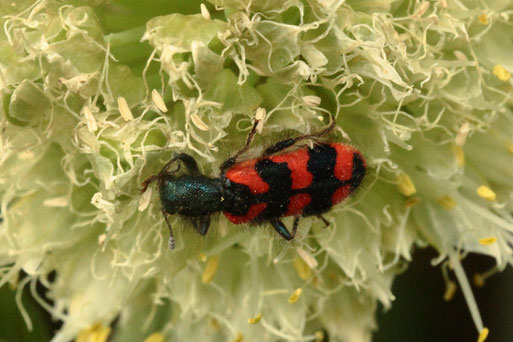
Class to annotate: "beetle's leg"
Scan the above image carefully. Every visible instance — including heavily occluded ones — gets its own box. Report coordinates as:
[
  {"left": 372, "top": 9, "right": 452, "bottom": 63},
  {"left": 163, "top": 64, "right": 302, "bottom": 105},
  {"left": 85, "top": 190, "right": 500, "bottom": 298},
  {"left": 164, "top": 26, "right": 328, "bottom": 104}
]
[
  {"left": 140, "top": 175, "right": 158, "bottom": 193},
  {"left": 291, "top": 216, "right": 300, "bottom": 238},
  {"left": 263, "top": 118, "right": 336, "bottom": 156},
  {"left": 193, "top": 216, "right": 211, "bottom": 236},
  {"left": 220, "top": 119, "right": 260, "bottom": 172},
  {"left": 270, "top": 218, "right": 294, "bottom": 241},
  {"left": 141, "top": 153, "right": 200, "bottom": 192},
  {"left": 161, "top": 208, "right": 175, "bottom": 250},
  {"left": 317, "top": 214, "right": 329, "bottom": 227},
  {"left": 161, "top": 153, "right": 200, "bottom": 176}
]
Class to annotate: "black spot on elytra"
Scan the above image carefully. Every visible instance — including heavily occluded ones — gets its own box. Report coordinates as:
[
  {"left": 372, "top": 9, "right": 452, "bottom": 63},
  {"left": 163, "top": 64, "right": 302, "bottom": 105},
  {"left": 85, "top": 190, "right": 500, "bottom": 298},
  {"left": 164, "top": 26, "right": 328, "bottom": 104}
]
[
  {"left": 349, "top": 152, "right": 366, "bottom": 190},
  {"left": 302, "top": 144, "right": 340, "bottom": 216},
  {"left": 255, "top": 158, "right": 292, "bottom": 218}
]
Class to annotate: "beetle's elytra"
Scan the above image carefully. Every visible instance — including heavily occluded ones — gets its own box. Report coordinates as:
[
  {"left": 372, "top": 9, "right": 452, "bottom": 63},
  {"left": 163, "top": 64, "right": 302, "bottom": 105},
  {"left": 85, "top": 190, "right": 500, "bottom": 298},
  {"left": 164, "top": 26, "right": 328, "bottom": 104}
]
[{"left": 141, "top": 119, "right": 366, "bottom": 249}]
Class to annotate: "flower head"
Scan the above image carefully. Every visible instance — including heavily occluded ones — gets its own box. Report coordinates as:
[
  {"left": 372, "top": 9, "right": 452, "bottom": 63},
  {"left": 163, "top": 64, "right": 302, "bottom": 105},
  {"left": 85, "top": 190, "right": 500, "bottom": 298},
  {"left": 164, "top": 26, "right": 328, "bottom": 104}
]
[{"left": 1, "top": 1, "right": 512, "bottom": 341}]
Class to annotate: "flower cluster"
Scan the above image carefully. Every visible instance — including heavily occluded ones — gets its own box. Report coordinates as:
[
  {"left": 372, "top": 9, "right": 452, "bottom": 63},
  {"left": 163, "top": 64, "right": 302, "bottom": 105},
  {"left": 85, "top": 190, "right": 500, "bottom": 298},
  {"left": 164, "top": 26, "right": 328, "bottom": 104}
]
[{"left": 1, "top": 1, "right": 512, "bottom": 341}]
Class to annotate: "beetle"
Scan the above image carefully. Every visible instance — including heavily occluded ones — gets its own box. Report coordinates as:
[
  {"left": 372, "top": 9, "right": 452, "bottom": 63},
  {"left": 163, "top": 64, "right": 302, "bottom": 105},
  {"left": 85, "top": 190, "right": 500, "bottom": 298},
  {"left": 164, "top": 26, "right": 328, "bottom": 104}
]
[{"left": 141, "top": 118, "right": 366, "bottom": 249}]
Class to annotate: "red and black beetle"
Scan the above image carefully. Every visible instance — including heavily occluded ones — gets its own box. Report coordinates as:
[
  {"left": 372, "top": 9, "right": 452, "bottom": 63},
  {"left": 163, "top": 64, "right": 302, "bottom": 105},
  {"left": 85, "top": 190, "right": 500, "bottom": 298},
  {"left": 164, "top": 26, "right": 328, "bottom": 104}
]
[{"left": 141, "top": 119, "right": 366, "bottom": 249}]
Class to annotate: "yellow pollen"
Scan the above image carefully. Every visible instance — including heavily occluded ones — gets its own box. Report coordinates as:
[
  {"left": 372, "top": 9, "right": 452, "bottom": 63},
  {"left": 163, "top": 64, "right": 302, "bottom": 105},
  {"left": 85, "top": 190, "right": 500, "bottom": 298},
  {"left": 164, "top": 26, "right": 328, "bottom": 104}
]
[
  {"left": 288, "top": 288, "right": 303, "bottom": 303},
  {"left": 473, "top": 273, "right": 485, "bottom": 288},
  {"left": 478, "top": 14, "right": 488, "bottom": 25},
  {"left": 201, "top": 255, "right": 219, "bottom": 283},
  {"left": 314, "top": 331, "right": 325, "bottom": 342},
  {"left": 76, "top": 323, "right": 111, "bottom": 342},
  {"left": 478, "top": 237, "right": 497, "bottom": 245},
  {"left": 437, "top": 196, "right": 457, "bottom": 209},
  {"left": 443, "top": 281, "right": 457, "bottom": 301},
  {"left": 396, "top": 172, "right": 416, "bottom": 196},
  {"left": 477, "top": 186, "right": 496, "bottom": 201},
  {"left": 294, "top": 257, "right": 312, "bottom": 280},
  {"left": 404, "top": 197, "right": 421, "bottom": 208},
  {"left": 247, "top": 313, "right": 262, "bottom": 324},
  {"left": 233, "top": 332, "right": 244, "bottom": 342},
  {"left": 198, "top": 252, "right": 207, "bottom": 262},
  {"left": 143, "top": 333, "right": 165, "bottom": 342},
  {"left": 493, "top": 65, "right": 511, "bottom": 81},
  {"left": 453, "top": 145, "right": 465, "bottom": 167},
  {"left": 478, "top": 327, "right": 489, "bottom": 342}
]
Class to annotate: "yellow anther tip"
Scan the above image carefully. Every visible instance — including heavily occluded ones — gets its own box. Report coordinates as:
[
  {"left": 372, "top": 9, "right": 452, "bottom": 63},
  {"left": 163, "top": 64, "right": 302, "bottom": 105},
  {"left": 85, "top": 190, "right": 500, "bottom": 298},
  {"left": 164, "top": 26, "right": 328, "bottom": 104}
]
[
  {"left": 247, "top": 313, "right": 262, "bottom": 324},
  {"left": 288, "top": 288, "right": 303, "bottom": 303},
  {"left": 294, "top": 257, "right": 312, "bottom": 280},
  {"left": 143, "top": 333, "right": 165, "bottom": 342},
  {"left": 437, "top": 196, "right": 457, "bottom": 209},
  {"left": 493, "top": 65, "right": 511, "bottom": 81},
  {"left": 396, "top": 172, "right": 416, "bottom": 196},
  {"left": 478, "top": 14, "right": 488, "bottom": 25},
  {"left": 201, "top": 255, "right": 219, "bottom": 283},
  {"left": 478, "top": 327, "right": 489, "bottom": 342},
  {"left": 477, "top": 186, "right": 496, "bottom": 201},
  {"left": 443, "top": 281, "right": 457, "bottom": 301},
  {"left": 478, "top": 237, "right": 497, "bottom": 245},
  {"left": 233, "top": 332, "right": 244, "bottom": 342},
  {"left": 198, "top": 252, "right": 207, "bottom": 262},
  {"left": 77, "top": 323, "right": 111, "bottom": 342},
  {"left": 314, "top": 331, "right": 325, "bottom": 342},
  {"left": 473, "top": 273, "right": 485, "bottom": 288}
]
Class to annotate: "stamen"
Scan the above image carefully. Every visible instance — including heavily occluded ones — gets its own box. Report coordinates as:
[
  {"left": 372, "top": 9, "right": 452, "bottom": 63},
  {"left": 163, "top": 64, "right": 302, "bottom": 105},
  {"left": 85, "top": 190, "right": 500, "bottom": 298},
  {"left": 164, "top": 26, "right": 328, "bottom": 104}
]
[
  {"left": 247, "top": 313, "right": 261, "bottom": 324},
  {"left": 477, "top": 186, "right": 496, "bottom": 201},
  {"left": 82, "top": 104, "right": 98, "bottom": 132},
  {"left": 314, "top": 331, "right": 325, "bottom": 342},
  {"left": 143, "top": 332, "right": 165, "bottom": 342},
  {"left": 76, "top": 323, "right": 111, "bottom": 342},
  {"left": 450, "top": 253, "right": 484, "bottom": 333},
  {"left": 191, "top": 113, "right": 209, "bottom": 131},
  {"left": 453, "top": 145, "right": 465, "bottom": 167},
  {"left": 200, "top": 4, "right": 211, "bottom": 20},
  {"left": 297, "top": 247, "right": 318, "bottom": 269},
  {"left": 201, "top": 255, "right": 219, "bottom": 283},
  {"left": 294, "top": 257, "right": 311, "bottom": 280},
  {"left": 443, "top": 281, "right": 457, "bottom": 301},
  {"left": 233, "top": 332, "right": 243, "bottom": 342},
  {"left": 437, "top": 196, "right": 457, "bottom": 209},
  {"left": 478, "top": 328, "right": 489, "bottom": 342},
  {"left": 493, "top": 65, "right": 511, "bottom": 81},
  {"left": 396, "top": 172, "right": 416, "bottom": 196},
  {"left": 138, "top": 187, "right": 152, "bottom": 211},
  {"left": 478, "top": 237, "right": 497, "bottom": 245},
  {"left": 288, "top": 288, "right": 303, "bottom": 303},
  {"left": 117, "top": 96, "right": 134, "bottom": 121},
  {"left": 151, "top": 89, "right": 168, "bottom": 113},
  {"left": 478, "top": 14, "right": 488, "bottom": 25}
]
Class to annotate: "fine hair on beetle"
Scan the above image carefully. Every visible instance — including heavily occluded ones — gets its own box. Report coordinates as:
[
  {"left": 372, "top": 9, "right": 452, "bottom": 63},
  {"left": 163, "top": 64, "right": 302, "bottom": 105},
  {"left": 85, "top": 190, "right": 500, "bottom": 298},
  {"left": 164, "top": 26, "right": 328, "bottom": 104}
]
[{"left": 140, "top": 112, "right": 367, "bottom": 250}]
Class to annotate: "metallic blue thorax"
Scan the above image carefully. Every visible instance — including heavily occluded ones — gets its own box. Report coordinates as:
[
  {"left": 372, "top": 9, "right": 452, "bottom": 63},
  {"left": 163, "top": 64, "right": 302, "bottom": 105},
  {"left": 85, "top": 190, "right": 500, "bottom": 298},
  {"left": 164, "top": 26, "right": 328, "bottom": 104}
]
[{"left": 159, "top": 176, "right": 223, "bottom": 217}]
